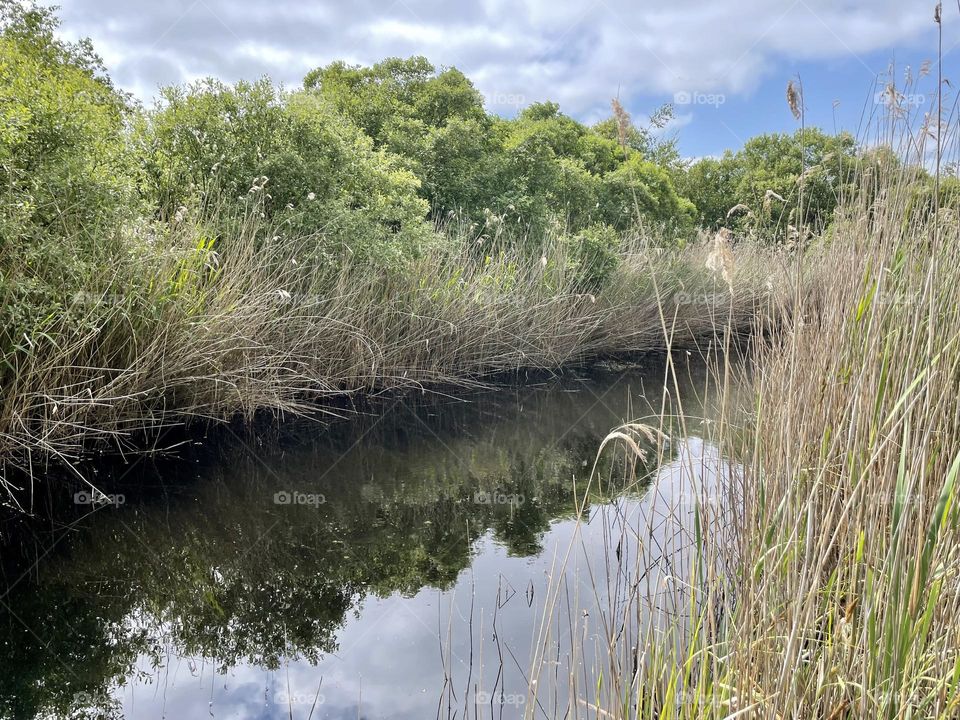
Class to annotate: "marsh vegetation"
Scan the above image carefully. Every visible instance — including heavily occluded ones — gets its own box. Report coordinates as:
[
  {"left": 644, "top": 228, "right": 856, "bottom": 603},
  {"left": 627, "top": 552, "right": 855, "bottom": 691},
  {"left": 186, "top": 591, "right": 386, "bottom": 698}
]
[{"left": 2, "top": 1, "right": 960, "bottom": 718}]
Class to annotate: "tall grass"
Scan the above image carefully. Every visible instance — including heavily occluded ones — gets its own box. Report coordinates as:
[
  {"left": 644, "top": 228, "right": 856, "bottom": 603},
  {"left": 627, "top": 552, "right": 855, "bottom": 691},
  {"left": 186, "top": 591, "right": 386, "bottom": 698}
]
[
  {"left": 526, "top": 88, "right": 960, "bottom": 720},
  {"left": 721, "top": 170, "right": 960, "bottom": 719},
  {"left": 0, "top": 209, "right": 781, "bottom": 492}
]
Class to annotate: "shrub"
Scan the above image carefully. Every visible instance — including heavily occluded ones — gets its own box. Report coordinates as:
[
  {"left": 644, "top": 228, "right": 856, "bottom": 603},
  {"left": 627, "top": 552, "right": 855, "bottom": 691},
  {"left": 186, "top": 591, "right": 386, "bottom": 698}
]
[
  {"left": 0, "top": 1, "right": 136, "bottom": 375},
  {"left": 0, "top": 2, "right": 134, "bottom": 252},
  {"left": 135, "top": 79, "right": 435, "bottom": 266},
  {"left": 598, "top": 155, "right": 696, "bottom": 233},
  {"left": 679, "top": 128, "right": 858, "bottom": 239},
  {"left": 568, "top": 223, "right": 621, "bottom": 290}
]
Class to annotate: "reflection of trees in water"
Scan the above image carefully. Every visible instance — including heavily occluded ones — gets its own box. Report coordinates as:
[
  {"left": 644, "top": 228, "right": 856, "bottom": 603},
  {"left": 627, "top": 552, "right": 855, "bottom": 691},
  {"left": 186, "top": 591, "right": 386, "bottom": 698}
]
[
  {"left": 0, "top": 583, "right": 135, "bottom": 719},
  {"left": 0, "top": 373, "right": 674, "bottom": 719}
]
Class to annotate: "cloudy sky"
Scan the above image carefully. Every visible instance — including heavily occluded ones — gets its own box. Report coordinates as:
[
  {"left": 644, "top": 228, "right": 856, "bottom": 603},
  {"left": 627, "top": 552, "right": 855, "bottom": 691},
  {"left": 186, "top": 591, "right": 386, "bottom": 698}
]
[{"left": 54, "top": 0, "right": 954, "bottom": 157}]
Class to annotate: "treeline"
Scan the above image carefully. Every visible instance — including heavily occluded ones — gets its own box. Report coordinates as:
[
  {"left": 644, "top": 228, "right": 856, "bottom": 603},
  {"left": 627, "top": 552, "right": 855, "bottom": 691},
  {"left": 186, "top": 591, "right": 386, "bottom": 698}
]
[{"left": 5, "top": 2, "right": 959, "bottom": 273}]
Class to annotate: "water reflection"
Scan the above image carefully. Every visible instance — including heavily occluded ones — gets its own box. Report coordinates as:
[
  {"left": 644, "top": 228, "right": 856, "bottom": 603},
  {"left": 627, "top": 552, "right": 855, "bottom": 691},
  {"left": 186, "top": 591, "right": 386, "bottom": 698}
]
[{"left": 0, "top": 360, "right": 722, "bottom": 719}]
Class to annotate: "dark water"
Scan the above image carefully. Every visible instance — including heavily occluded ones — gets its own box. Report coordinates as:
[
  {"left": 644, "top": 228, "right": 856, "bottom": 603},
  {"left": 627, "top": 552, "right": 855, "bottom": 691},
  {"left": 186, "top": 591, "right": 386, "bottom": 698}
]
[{"left": 0, "top": 358, "right": 732, "bottom": 719}]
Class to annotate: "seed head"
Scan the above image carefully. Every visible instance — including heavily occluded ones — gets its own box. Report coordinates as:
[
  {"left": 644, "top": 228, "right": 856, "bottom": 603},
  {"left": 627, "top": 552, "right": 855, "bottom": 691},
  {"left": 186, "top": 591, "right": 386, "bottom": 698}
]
[
  {"left": 786, "top": 80, "right": 802, "bottom": 121},
  {"left": 611, "top": 97, "right": 631, "bottom": 150}
]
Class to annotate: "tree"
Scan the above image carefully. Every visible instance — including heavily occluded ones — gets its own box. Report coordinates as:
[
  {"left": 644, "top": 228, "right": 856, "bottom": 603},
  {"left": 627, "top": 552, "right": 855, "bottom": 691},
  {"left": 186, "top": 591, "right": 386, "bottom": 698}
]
[
  {"left": 678, "top": 128, "right": 858, "bottom": 239},
  {"left": 136, "top": 79, "right": 434, "bottom": 264},
  {"left": 0, "top": 0, "right": 138, "bottom": 375},
  {"left": 598, "top": 155, "right": 695, "bottom": 232},
  {"left": 304, "top": 56, "right": 486, "bottom": 146},
  {"left": 305, "top": 57, "right": 503, "bottom": 226},
  {"left": 0, "top": 0, "right": 134, "bottom": 250},
  {"left": 592, "top": 102, "right": 680, "bottom": 168},
  {"left": 731, "top": 129, "right": 856, "bottom": 232},
  {"left": 305, "top": 60, "right": 693, "bottom": 245},
  {"left": 676, "top": 155, "right": 742, "bottom": 229}
]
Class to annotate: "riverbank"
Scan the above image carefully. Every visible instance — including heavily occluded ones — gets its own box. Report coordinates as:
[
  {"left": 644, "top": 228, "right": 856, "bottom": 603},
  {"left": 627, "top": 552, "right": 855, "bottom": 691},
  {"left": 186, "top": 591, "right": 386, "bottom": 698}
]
[
  {"left": 0, "top": 224, "right": 785, "bottom": 492},
  {"left": 533, "top": 167, "right": 960, "bottom": 716}
]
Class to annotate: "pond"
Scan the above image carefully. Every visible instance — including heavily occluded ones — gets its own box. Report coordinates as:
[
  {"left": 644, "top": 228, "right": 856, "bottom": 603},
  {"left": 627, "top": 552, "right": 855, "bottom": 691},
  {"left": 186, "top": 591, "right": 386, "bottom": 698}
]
[{"left": 0, "top": 356, "right": 735, "bottom": 719}]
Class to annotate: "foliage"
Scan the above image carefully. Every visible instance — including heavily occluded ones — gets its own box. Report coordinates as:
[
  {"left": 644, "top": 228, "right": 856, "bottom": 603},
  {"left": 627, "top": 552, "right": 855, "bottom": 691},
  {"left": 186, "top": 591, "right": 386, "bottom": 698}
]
[
  {"left": 673, "top": 154, "right": 740, "bottom": 229},
  {"left": 0, "top": 0, "right": 136, "bottom": 383},
  {"left": 306, "top": 59, "right": 692, "bottom": 240},
  {"left": 599, "top": 154, "right": 696, "bottom": 232},
  {"left": 136, "top": 78, "right": 435, "bottom": 265},
  {"left": 303, "top": 56, "right": 487, "bottom": 145},
  {"left": 678, "top": 128, "right": 858, "bottom": 238},
  {"left": 568, "top": 223, "right": 621, "bottom": 290},
  {"left": 0, "top": 1, "right": 133, "bottom": 245}
]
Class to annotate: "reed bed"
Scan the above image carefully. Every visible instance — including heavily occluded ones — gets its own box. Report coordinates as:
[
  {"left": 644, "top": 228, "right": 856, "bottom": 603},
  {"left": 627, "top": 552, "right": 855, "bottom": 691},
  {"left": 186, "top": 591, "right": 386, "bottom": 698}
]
[
  {"left": 0, "top": 216, "right": 781, "bottom": 492},
  {"left": 526, "top": 128, "right": 960, "bottom": 720}
]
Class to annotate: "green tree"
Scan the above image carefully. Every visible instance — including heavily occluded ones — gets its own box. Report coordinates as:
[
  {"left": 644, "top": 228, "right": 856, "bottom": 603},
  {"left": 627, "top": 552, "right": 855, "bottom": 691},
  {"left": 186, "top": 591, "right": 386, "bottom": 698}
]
[
  {"left": 304, "top": 56, "right": 486, "bottom": 146},
  {"left": 137, "top": 78, "right": 434, "bottom": 264},
  {"left": 598, "top": 155, "right": 695, "bottom": 232},
  {"left": 591, "top": 102, "right": 680, "bottom": 168},
  {"left": 0, "top": 0, "right": 134, "bottom": 251},
  {"left": 306, "top": 57, "right": 500, "bottom": 225},
  {"left": 678, "top": 128, "right": 858, "bottom": 239},
  {"left": 676, "top": 155, "right": 742, "bottom": 229},
  {"left": 746, "top": 129, "right": 856, "bottom": 235},
  {"left": 305, "top": 57, "right": 692, "bottom": 246},
  {"left": 0, "top": 0, "right": 138, "bottom": 381}
]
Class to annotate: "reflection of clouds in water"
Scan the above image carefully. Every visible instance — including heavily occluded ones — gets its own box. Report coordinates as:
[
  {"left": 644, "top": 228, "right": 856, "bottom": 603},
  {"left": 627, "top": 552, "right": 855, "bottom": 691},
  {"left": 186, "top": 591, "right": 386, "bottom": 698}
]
[
  {"left": 633, "top": 437, "right": 737, "bottom": 594},
  {"left": 630, "top": 437, "right": 738, "bottom": 654},
  {"left": 117, "top": 543, "right": 555, "bottom": 718},
  {"left": 0, "top": 362, "right": 719, "bottom": 719},
  {"left": 119, "top": 662, "right": 266, "bottom": 719},
  {"left": 114, "top": 438, "right": 736, "bottom": 720},
  {"left": 524, "top": 437, "right": 739, "bottom": 713}
]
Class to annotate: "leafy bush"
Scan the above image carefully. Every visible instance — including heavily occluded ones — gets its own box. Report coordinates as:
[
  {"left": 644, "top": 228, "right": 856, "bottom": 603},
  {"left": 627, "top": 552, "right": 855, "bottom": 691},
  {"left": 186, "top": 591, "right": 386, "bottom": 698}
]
[
  {"left": 306, "top": 59, "right": 692, "bottom": 244},
  {"left": 304, "top": 57, "right": 487, "bottom": 146},
  {"left": 0, "top": 1, "right": 136, "bottom": 368},
  {"left": 0, "top": 2, "right": 134, "bottom": 252},
  {"left": 568, "top": 223, "right": 621, "bottom": 290},
  {"left": 598, "top": 155, "right": 696, "bottom": 232},
  {"left": 136, "top": 79, "right": 435, "bottom": 265},
  {"left": 678, "top": 128, "right": 858, "bottom": 238}
]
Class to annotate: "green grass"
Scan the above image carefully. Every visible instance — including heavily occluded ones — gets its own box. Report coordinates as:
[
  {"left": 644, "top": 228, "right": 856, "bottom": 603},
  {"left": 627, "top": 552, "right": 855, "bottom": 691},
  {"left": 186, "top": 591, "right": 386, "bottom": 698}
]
[{"left": 526, "top": 146, "right": 960, "bottom": 719}]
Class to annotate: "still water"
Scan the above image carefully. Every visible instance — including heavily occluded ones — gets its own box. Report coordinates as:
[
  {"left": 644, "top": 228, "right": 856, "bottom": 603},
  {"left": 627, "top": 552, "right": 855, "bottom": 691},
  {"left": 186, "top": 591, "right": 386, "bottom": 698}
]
[{"left": 0, "top": 358, "right": 734, "bottom": 719}]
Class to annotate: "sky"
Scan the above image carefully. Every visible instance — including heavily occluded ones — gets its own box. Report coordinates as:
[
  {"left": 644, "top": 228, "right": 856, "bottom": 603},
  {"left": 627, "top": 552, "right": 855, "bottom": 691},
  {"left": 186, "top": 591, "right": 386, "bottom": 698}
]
[{"left": 53, "top": 0, "right": 958, "bottom": 159}]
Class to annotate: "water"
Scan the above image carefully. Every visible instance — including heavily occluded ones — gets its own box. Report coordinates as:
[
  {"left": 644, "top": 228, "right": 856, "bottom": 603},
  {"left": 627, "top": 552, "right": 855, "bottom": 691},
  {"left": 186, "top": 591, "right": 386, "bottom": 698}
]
[{"left": 0, "top": 358, "right": 734, "bottom": 719}]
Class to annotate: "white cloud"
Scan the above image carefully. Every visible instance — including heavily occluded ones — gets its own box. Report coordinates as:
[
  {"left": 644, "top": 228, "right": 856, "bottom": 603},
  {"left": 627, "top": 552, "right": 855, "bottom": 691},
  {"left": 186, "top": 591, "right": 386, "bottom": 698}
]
[{"left": 55, "top": 0, "right": 939, "bottom": 119}]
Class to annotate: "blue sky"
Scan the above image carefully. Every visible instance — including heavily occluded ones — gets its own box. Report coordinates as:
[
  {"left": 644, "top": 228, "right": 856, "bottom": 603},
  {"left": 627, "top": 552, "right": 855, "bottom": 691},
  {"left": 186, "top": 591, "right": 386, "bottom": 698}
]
[
  {"left": 661, "top": 45, "right": 949, "bottom": 158},
  {"left": 52, "top": 0, "right": 957, "bottom": 159}
]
